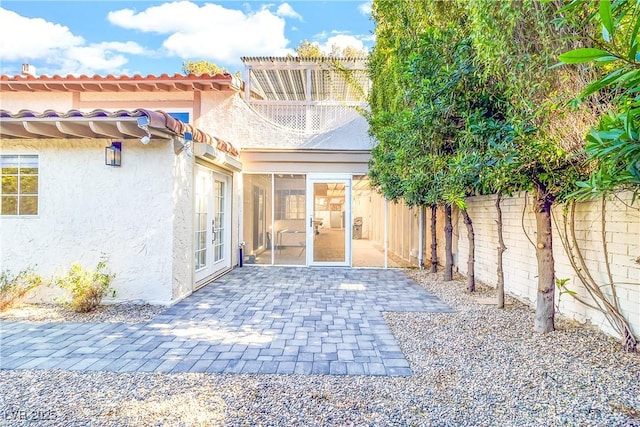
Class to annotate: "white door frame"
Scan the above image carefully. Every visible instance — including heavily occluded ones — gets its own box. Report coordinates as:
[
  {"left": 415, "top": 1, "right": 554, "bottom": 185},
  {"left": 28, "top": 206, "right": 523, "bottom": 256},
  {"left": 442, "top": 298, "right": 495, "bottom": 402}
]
[
  {"left": 195, "top": 165, "right": 232, "bottom": 283},
  {"left": 306, "top": 173, "right": 352, "bottom": 266}
]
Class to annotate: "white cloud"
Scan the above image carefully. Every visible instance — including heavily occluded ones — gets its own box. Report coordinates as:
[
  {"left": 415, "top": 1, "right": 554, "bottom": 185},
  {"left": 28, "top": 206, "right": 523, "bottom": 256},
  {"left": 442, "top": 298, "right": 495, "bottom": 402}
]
[
  {"left": 0, "top": 8, "right": 84, "bottom": 61},
  {"left": 0, "top": 8, "right": 144, "bottom": 75},
  {"left": 313, "top": 31, "right": 329, "bottom": 41},
  {"left": 108, "top": 1, "right": 294, "bottom": 64},
  {"left": 63, "top": 42, "right": 146, "bottom": 75},
  {"left": 358, "top": 1, "right": 372, "bottom": 16},
  {"left": 319, "top": 34, "right": 368, "bottom": 55},
  {"left": 276, "top": 3, "right": 302, "bottom": 21},
  {"left": 108, "top": 1, "right": 202, "bottom": 33},
  {"left": 361, "top": 33, "right": 376, "bottom": 43}
]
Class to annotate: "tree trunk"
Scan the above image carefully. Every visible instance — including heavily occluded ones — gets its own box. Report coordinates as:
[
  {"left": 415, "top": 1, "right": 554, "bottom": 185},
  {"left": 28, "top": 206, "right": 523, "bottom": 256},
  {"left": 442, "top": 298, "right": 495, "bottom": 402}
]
[
  {"left": 533, "top": 185, "right": 556, "bottom": 333},
  {"left": 430, "top": 205, "right": 438, "bottom": 273},
  {"left": 495, "top": 193, "right": 506, "bottom": 309},
  {"left": 444, "top": 204, "right": 453, "bottom": 281},
  {"left": 461, "top": 209, "right": 475, "bottom": 292}
]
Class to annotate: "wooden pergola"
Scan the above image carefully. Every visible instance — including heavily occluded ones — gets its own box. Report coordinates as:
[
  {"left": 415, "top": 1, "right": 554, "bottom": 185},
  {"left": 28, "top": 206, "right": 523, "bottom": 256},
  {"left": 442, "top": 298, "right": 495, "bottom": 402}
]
[{"left": 240, "top": 56, "right": 370, "bottom": 135}]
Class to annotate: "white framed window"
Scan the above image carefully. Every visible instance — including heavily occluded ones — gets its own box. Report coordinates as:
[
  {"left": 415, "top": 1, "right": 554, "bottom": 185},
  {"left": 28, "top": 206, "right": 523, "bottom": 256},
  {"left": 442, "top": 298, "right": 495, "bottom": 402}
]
[
  {"left": 276, "top": 190, "right": 305, "bottom": 220},
  {"left": 285, "top": 194, "right": 305, "bottom": 219},
  {"left": 1, "top": 155, "right": 39, "bottom": 216}
]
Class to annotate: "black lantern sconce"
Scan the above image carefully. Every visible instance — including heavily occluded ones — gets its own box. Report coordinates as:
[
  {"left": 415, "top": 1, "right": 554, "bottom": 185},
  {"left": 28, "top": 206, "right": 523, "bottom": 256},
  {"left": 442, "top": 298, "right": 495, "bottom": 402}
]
[{"left": 105, "top": 142, "right": 122, "bottom": 167}]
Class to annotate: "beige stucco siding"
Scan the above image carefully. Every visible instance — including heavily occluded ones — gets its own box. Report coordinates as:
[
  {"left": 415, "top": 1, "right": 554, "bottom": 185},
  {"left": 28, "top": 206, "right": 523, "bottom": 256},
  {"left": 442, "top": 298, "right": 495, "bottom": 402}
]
[
  {"left": 199, "top": 92, "right": 307, "bottom": 148},
  {"left": 0, "top": 90, "right": 195, "bottom": 115},
  {"left": 0, "top": 92, "right": 74, "bottom": 112},
  {"left": 1, "top": 138, "right": 177, "bottom": 304},
  {"left": 240, "top": 150, "right": 371, "bottom": 174},
  {"left": 171, "top": 150, "right": 195, "bottom": 301}
]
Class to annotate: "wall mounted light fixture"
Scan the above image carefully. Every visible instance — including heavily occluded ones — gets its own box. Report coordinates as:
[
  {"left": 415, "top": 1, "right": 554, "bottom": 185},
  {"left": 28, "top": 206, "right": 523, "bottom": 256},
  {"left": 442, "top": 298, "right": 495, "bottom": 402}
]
[{"left": 105, "top": 141, "right": 122, "bottom": 166}]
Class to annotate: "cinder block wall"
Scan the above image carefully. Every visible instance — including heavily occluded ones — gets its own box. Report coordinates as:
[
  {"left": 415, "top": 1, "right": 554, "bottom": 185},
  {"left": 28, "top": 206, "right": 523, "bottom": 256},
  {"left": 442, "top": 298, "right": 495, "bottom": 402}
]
[{"left": 455, "top": 192, "right": 640, "bottom": 340}]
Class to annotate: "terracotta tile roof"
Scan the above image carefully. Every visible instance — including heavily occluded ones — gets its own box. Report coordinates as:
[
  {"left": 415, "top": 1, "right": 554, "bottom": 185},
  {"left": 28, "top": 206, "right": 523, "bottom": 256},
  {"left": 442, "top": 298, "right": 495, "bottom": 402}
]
[
  {"left": 0, "top": 73, "right": 241, "bottom": 92},
  {"left": 0, "top": 108, "right": 239, "bottom": 157}
]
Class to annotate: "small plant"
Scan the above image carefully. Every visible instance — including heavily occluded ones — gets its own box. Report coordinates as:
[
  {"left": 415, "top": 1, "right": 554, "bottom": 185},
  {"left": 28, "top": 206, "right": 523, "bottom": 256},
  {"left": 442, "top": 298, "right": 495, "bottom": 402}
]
[
  {"left": 55, "top": 258, "right": 115, "bottom": 313},
  {"left": 0, "top": 267, "right": 42, "bottom": 311},
  {"left": 555, "top": 277, "right": 576, "bottom": 300}
]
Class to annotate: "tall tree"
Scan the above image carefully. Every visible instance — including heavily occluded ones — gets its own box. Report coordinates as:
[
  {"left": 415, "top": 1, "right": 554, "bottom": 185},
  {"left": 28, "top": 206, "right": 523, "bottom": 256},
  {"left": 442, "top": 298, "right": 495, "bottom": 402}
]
[
  {"left": 555, "top": 0, "right": 639, "bottom": 351},
  {"left": 465, "top": 0, "right": 595, "bottom": 332},
  {"left": 368, "top": 0, "right": 595, "bottom": 332},
  {"left": 367, "top": 1, "right": 444, "bottom": 273},
  {"left": 295, "top": 40, "right": 324, "bottom": 58},
  {"left": 368, "top": 2, "right": 506, "bottom": 288},
  {"left": 559, "top": 0, "right": 640, "bottom": 201},
  {"left": 182, "top": 60, "right": 228, "bottom": 75},
  {"left": 294, "top": 40, "right": 368, "bottom": 58},
  {"left": 478, "top": 121, "right": 523, "bottom": 308}
]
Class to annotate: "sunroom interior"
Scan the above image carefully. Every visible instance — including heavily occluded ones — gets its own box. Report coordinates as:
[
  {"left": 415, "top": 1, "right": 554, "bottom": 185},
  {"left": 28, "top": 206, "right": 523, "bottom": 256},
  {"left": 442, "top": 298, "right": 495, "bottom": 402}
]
[{"left": 241, "top": 173, "right": 419, "bottom": 268}]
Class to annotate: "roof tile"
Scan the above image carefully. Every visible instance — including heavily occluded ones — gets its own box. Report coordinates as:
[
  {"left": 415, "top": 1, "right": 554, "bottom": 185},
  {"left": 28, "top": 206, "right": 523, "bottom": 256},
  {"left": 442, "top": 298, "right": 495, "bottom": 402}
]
[
  {"left": 0, "top": 73, "right": 240, "bottom": 92},
  {"left": 0, "top": 108, "right": 239, "bottom": 157}
]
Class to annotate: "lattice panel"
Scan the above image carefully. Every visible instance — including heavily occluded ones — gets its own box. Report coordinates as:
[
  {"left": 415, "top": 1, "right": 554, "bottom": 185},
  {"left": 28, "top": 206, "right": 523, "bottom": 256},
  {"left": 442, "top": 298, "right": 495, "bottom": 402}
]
[{"left": 249, "top": 103, "right": 361, "bottom": 134}]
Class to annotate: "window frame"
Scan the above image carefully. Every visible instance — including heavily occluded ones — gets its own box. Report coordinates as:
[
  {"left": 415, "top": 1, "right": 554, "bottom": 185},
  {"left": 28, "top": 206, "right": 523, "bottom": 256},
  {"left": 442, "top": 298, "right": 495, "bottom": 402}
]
[
  {"left": 1, "top": 154, "right": 39, "bottom": 217},
  {"left": 285, "top": 193, "right": 305, "bottom": 220},
  {"left": 275, "top": 189, "right": 305, "bottom": 220}
]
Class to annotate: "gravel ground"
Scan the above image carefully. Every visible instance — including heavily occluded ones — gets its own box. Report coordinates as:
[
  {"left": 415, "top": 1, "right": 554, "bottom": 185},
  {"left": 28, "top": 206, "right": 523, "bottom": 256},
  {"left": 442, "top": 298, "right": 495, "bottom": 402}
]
[
  {"left": 0, "top": 303, "right": 166, "bottom": 323},
  {"left": 1, "top": 270, "right": 639, "bottom": 426}
]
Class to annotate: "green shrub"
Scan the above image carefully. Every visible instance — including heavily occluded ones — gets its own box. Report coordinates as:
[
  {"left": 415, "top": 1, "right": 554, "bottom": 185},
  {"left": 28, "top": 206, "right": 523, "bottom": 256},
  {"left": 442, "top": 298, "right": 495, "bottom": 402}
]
[
  {"left": 55, "top": 259, "right": 115, "bottom": 313},
  {"left": 0, "top": 268, "right": 42, "bottom": 311}
]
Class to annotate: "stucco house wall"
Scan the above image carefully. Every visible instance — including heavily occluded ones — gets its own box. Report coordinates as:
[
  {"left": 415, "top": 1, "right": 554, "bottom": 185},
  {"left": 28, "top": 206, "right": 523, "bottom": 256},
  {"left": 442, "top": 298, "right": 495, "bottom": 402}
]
[
  {"left": 1, "top": 138, "right": 180, "bottom": 305},
  {"left": 1, "top": 75, "right": 244, "bottom": 305},
  {"left": 199, "top": 91, "right": 307, "bottom": 149},
  {"left": 171, "top": 150, "right": 195, "bottom": 302},
  {"left": 0, "top": 89, "right": 195, "bottom": 121},
  {"left": 0, "top": 92, "right": 73, "bottom": 112}
]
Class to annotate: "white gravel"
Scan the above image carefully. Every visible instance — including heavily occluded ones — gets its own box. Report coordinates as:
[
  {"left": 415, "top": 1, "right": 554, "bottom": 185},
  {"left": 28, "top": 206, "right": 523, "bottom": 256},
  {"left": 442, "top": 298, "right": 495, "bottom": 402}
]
[
  {"left": 1, "top": 270, "right": 639, "bottom": 426},
  {"left": 0, "top": 303, "right": 166, "bottom": 323}
]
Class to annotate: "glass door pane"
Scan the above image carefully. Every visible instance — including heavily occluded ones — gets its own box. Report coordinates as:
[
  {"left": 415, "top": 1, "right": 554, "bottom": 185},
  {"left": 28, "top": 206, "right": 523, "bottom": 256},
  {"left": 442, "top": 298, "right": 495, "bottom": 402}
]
[
  {"left": 213, "top": 178, "right": 225, "bottom": 263},
  {"left": 195, "top": 173, "right": 209, "bottom": 272},
  {"left": 210, "top": 171, "right": 232, "bottom": 275},
  {"left": 351, "top": 175, "right": 385, "bottom": 267},
  {"left": 242, "top": 174, "right": 273, "bottom": 265},
  {"left": 312, "top": 181, "right": 347, "bottom": 264},
  {"left": 194, "top": 168, "right": 213, "bottom": 282},
  {"left": 274, "top": 174, "right": 306, "bottom": 265},
  {"left": 196, "top": 168, "right": 232, "bottom": 283}
]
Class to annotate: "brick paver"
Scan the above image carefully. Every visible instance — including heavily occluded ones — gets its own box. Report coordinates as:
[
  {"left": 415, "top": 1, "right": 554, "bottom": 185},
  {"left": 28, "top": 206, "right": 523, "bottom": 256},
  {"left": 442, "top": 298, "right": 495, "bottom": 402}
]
[{"left": 0, "top": 267, "right": 451, "bottom": 376}]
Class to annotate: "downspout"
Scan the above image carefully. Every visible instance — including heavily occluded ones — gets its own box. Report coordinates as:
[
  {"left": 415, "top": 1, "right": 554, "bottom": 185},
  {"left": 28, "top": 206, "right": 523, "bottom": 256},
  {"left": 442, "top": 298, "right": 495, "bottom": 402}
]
[
  {"left": 238, "top": 172, "right": 244, "bottom": 267},
  {"left": 384, "top": 197, "right": 388, "bottom": 269},
  {"left": 418, "top": 205, "right": 424, "bottom": 269}
]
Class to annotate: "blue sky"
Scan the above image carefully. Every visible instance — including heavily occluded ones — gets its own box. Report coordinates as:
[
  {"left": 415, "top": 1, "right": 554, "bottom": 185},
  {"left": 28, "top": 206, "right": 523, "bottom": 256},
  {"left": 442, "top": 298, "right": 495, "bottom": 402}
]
[{"left": 0, "top": 1, "right": 374, "bottom": 77}]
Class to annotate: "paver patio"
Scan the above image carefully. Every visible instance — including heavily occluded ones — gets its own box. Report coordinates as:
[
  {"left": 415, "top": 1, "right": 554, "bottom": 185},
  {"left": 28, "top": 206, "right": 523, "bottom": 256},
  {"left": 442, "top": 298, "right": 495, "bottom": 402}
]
[{"left": 0, "top": 267, "right": 451, "bottom": 376}]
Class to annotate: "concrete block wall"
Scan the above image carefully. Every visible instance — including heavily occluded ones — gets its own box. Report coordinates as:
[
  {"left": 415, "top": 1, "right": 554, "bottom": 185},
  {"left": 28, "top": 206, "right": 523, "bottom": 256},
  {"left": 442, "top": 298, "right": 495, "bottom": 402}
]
[{"left": 455, "top": 192, "right": 640, "bottom": 340}]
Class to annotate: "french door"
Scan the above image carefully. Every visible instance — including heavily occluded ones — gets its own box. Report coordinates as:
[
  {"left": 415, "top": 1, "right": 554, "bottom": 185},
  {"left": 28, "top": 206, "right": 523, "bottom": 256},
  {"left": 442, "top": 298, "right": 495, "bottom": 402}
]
[
  {"left": 195, "top": 166, "right": 231, "bottom": 283},
  {"left": 306, "top": 175, "right": 351, "bottom": 266}
]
